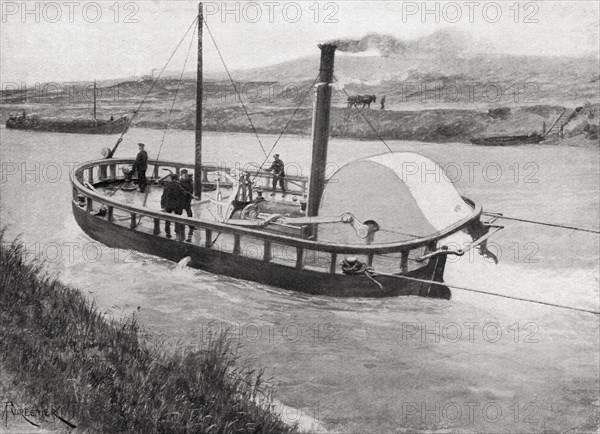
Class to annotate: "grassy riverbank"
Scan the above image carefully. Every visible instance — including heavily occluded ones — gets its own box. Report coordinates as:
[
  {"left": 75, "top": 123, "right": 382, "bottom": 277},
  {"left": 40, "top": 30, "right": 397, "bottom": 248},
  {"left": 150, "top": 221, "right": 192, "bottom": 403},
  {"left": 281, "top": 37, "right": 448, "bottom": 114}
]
[{"left": 0, "top": 231, "right": 296, "bottom": 433}]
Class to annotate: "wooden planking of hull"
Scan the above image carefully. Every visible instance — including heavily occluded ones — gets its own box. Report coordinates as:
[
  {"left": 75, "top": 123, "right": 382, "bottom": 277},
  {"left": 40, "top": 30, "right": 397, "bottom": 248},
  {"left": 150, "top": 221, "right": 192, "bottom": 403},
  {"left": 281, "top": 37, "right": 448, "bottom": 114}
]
[
  {"left": 72, "top": 201, "right": 451, "bottom": 299},
  {"left": 69, "top": 158, "right": 489, "bottom": 300}
]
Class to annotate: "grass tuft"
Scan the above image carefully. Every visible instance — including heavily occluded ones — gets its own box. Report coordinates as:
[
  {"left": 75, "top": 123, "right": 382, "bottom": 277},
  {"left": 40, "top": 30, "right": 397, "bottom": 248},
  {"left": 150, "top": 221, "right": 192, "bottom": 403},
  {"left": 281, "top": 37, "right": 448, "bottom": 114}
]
[{"left": 0, "top": 228, "right": 297, "bottom": 433}]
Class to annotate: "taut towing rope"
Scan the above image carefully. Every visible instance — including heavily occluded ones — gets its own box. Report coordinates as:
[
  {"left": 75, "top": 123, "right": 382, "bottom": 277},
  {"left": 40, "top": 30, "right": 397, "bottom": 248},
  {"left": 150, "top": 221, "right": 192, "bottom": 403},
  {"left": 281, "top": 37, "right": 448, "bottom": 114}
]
[
  {"left": 483, "top": 212, "right": 600, "bottom": 235},
  {"left": 341, "top": 258, "right": 600, "bottom": 316}
]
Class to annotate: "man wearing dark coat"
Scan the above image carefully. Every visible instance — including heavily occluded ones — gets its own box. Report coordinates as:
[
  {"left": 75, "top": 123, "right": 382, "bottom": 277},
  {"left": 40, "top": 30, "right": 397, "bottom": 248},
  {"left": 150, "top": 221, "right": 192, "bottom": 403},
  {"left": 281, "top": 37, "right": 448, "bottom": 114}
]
[
  {"left": 267, "top": 154, "right": 286, "bottom": 195},
  {"left": 161, "top": 174, "right": 184, "bottom": 239},
  {"left": 132, "top": 142, "right": 148, "bottom": 192},
  {"left": 179, "top": 169, "right": 195, "bottom": 242}
]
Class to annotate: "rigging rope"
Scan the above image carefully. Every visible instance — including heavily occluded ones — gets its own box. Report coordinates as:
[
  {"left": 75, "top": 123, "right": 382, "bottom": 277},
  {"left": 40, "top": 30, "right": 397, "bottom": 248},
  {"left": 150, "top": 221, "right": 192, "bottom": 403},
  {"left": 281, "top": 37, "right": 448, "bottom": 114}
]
[
  {"left": 109, "top": 16, "right": 198, "bottom": 157},
  {"left": 86, "top": 16, "right": 598, "bottom": 316},
  {"left": 369, "top": 271, "right": 600, "bottom": 316},
  {"left": 333, "top": 75, "right": 393, "bottom": 153},
  {"left": 251, "top": 73, "right": 321, "bottom": 183},
  {"left": 203, "top": 19, "right": 268, "bottom": 157},
  {"left": 136, "top": 19, "right": 197, "bottom": 223},
  {"left": 154, "top": 26, "right": 197, "bottom": 165},
  {"left": 483, "top": 213, "right": 600, "bottom": 234}
]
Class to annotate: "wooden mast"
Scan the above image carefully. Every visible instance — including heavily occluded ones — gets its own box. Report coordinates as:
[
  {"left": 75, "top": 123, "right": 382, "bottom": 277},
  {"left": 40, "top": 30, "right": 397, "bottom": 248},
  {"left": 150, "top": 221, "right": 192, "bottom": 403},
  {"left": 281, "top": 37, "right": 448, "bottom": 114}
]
[
  {"left": 194, "top": 2, "right": 203, "bottom": 197},
  {"left": 93, "top": 80, "right": 97, "bottom": 120},
  {"left": 306, "top": 44, "right": 336, "bottom": 217}
]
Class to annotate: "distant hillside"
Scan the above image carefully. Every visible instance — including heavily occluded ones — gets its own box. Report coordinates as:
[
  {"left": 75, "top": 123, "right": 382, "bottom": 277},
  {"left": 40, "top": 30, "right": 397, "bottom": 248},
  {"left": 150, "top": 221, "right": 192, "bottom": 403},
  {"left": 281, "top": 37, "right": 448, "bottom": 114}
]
[
  {"left": 230, "top": 51, "right": 598, "bottom": 108},
  {"left": 1, "top": 29, "right": 598, "bottom": 109},
  {"left": 235, "top": 51, "right": 598, "bottom": 85},
  {"left": 1, "top": 30, "right": 598, "bottom": 144},
  {"left": 206, "top": 29, "right": 595, "bottom": 110}
]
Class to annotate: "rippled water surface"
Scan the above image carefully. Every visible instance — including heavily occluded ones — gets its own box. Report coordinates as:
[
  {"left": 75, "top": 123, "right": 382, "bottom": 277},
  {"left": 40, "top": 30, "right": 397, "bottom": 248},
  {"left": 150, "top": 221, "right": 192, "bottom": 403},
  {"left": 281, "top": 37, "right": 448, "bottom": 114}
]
[{"left": 1, "top": 127, "right": 598, "bottom": 433}]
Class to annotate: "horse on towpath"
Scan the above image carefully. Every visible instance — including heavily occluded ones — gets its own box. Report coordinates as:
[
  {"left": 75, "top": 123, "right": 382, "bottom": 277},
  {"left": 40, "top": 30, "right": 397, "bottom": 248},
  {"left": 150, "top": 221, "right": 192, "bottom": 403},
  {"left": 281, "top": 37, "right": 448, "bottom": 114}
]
[{"left": 347, "top": 94, "right": 377, "bottom": 108}]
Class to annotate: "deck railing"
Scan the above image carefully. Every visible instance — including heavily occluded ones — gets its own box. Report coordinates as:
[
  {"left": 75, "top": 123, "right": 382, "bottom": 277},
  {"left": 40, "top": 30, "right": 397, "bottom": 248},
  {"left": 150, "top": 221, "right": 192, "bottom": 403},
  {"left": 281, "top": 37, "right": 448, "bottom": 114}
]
[
  {"left": 95, "top": 159, "right": 308, "bottom": 194},
  {"left": 72, "top": 159, "right": 482, "bottom": 274}
]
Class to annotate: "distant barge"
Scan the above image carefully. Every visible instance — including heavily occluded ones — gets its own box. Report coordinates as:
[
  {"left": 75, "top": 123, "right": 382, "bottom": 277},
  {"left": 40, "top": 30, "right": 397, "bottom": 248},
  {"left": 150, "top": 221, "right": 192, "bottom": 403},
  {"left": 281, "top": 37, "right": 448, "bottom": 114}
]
[
  {"left": 6, "top": 114, "right": 129, "bottom": 135},
  {"left": 5, "top": 81, "right": 129, "bottom": 135},
  {"left": 469, "top": 132, "right": 544, "bottom": 146}
]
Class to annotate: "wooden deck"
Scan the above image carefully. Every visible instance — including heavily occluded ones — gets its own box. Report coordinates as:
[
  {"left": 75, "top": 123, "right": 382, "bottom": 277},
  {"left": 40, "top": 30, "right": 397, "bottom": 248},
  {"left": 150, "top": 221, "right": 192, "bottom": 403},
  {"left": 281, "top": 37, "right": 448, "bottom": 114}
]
[{"left": 70, "top": 158, "right": 484, "bottom": 298}]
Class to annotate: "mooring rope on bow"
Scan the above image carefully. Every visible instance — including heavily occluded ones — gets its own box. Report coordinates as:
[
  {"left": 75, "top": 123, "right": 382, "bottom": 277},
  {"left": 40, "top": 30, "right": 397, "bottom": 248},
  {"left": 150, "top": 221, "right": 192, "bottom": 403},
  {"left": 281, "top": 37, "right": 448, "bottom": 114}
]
[
  {"left": 203, "top": 19, "right": 268, "bottom": 158},
  {"left": 483, "top": 212, "right": 600, "bottom": 234},
  {"left": 333, "top": 74, "right": 393, "bottom": 154},
  {"left": 341, "top": 257, "right": 384, "bottom": 290}
]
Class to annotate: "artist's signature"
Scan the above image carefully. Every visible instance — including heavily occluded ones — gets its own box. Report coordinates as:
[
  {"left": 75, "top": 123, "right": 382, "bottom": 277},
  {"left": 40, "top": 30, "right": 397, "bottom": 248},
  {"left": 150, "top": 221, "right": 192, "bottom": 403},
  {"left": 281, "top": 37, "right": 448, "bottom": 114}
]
[{"left": 2, "top": 401, "right": 76, "bottom": 429}]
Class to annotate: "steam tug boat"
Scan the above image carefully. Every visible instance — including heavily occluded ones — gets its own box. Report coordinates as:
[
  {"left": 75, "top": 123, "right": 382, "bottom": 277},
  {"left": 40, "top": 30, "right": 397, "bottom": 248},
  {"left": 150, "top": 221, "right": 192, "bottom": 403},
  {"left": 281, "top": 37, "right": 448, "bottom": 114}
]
[{"left": 70, "top": 5, "right": 500, "bottom": 299}]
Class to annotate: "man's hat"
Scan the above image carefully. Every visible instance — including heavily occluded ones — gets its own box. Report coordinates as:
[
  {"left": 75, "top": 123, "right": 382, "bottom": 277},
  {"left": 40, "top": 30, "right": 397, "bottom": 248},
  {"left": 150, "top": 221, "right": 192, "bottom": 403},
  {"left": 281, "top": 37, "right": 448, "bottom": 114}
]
[
  {"left": 181, "top": 169, "right": 188, "bottom": 174},
  {"left": 274, "top": 154, "right": 279, "bottom": 158},
  {"left": 138, "top": 142, "right": 145, "bottom": 147}
]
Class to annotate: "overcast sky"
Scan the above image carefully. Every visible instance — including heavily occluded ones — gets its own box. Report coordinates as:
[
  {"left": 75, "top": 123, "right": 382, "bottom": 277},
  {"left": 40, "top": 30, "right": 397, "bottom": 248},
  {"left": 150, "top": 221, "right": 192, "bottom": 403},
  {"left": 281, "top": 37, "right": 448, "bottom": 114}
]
[{"left": 1, "top": 1, "right": 598, "bottom": 84}]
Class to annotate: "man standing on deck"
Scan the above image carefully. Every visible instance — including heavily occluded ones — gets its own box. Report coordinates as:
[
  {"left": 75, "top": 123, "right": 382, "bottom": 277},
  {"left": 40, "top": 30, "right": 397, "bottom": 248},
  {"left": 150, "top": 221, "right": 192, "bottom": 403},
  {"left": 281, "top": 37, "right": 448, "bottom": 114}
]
[
  {"left": 132, "top": 142, "right": 148, "bottom": 192},
  {"left": 161, "top": 174, "right": 184, "bottom": 239},
  {"left": 180, "top": 169, "right": 196, "bottom": 242},
  {"left": 267, "top": 154, "right": 286, "bottom": 196}
]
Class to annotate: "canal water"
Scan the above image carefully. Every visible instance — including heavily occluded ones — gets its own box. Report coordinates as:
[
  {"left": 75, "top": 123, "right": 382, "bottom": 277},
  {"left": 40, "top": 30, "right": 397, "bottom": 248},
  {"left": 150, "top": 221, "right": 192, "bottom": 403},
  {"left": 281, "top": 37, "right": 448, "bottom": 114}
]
[{"left": 1, "top": 126, "right": 598, "bottom": 433}]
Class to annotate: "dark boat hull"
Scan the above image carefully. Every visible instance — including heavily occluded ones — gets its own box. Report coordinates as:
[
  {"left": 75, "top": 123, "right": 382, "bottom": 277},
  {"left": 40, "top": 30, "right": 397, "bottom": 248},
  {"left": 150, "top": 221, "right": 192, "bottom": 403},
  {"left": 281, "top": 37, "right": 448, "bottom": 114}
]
[
  {"left": 6, "top": 117, "right": 128, "bottom": 135},
  {"left": 470, "top": 133, "right": 543, "bottom": 146},
  {"left": 73, "top": 202, "right": 451, "bottom": 299}
]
